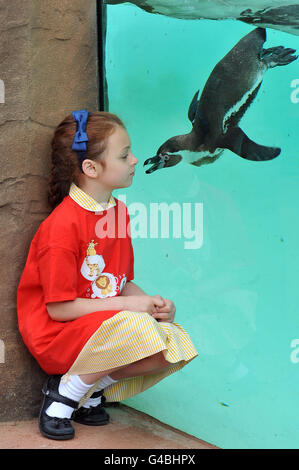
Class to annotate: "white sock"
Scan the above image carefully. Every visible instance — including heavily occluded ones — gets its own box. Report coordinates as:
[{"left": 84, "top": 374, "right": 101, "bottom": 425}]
[
  {"left": 82, "top": 393, "right": 102, "bottom": 409},
  {"left": 96, "top": 374, "right": 119, "bottom": 390},
  {"left": 46, "top": 375, "right": 94, "bottom": 419},
  {"left": 83, "top": 375, "right": 118, "bottom": 409}
]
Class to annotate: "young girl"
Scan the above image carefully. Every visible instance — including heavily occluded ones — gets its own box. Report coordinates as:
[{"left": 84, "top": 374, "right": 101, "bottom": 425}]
[{"left": 17, "top": 110, "right": 198, "bottom": 441}]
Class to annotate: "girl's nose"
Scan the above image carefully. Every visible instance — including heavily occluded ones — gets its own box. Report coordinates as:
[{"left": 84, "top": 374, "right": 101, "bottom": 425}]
[{"left": 132, "top": 153, "right": 138, "bottom": 165}]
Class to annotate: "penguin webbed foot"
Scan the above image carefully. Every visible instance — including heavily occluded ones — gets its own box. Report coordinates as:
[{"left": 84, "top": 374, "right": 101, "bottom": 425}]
[
  {"left": 143, "top": 154, "right": 182, "bottom": 174},
  {"left": 260, "top": 46, "right": 298, "bottom": 68}
]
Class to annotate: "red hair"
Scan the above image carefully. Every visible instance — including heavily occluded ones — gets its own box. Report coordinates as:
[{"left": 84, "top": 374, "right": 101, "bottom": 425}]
[{"left": 48, "top": 112, "right": 126, "bottom": 210}]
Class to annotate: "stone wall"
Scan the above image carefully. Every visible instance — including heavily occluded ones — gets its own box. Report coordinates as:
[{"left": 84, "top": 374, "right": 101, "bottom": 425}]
[{"left": 0, "top": 0, "right": 99, "bottom": 421}]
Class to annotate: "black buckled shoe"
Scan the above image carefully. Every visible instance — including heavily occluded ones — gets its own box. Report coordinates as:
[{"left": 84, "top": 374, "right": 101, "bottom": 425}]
[
  {"left": 72, "top": 390, "right": 110, "bottom": 426},
  {"left": 38, "top": 375, "right": 79, "bottom": 440}
]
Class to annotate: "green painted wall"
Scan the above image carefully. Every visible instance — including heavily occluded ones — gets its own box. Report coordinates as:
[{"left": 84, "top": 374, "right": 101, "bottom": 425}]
[{"left": 105, "top": 4, "right": 299, "bottom": 449}]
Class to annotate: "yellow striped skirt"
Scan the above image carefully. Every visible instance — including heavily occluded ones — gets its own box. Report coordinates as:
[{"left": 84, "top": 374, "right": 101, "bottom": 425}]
[{"left": 62, "top": 310, "right": 198, "bottom": 404}]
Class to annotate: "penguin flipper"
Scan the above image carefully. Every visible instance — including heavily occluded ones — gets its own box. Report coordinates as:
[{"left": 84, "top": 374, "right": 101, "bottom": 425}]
[
  {"left": 187, "top": 90, "right": 209, "bottom": 135},
  {"left": 188, "top": 90, "right": 200, "bottom": 123},
  {"left": 217, "top": 127, "right": 281, "bottom": 161}
]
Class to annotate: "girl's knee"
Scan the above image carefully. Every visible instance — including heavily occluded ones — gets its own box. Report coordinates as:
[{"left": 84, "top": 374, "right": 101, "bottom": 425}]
[{"left": 153, "top": 351, "right": 171, "bottom": 369}]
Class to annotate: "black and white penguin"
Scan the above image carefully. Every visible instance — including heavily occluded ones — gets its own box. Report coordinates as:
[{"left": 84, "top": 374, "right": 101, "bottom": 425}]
[{"left": 144, "top": 27, "right": 298, "bottom": 174}]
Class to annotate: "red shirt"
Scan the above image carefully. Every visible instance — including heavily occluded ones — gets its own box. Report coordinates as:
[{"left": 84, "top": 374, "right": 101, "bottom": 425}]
[{"left": 17, "top": 189, "right": 134, "bottom": 374}]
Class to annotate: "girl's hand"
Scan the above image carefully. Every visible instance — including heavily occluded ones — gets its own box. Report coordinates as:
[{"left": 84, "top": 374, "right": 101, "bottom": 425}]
[
  {"left": 151, "top": 298, "right": 176, "bottom": 323},
  {"left": 124, "top": 294, "right": 165, "bottom": 315}
]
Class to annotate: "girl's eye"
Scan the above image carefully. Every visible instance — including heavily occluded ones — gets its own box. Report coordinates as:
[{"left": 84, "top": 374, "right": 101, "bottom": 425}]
[{"left": 122, "top": 154, "right": 128, "bottom": 159}]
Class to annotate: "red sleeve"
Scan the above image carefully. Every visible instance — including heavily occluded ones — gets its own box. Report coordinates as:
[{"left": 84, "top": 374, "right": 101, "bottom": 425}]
[
  {"left": 35, "top": 204, "right": 80, "bottom": 303},
  {"left": 37, "top": 246, "right": 78, "bottom": 303}
]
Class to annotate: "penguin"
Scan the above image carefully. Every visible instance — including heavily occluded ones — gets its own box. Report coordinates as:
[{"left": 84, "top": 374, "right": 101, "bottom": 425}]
[{"left": 144, "top": 27, "right": 298, "bottom": 174}]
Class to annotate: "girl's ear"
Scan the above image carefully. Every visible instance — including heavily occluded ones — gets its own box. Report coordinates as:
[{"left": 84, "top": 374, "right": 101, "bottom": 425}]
[{"left": 81, "top": 159, "right": 99, "bottom": 177}]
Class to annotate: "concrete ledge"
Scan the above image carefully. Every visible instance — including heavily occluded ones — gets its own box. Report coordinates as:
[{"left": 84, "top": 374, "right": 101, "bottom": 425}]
[{"left": 0, "top": 404, "right": 217, "bottom": 449}]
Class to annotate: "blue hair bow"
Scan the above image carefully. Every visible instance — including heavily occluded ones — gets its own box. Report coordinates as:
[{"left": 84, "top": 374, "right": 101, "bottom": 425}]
[{"left": 72, "top": 109, "right": 89, "bottom": 172}]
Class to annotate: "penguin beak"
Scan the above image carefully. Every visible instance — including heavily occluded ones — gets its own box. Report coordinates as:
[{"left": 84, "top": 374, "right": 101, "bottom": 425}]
[{"left": 143, "top": 154, "right": 182, "bottom": 174}]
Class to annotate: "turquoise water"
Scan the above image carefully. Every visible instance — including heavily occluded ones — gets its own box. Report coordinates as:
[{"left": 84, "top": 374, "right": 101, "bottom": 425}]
[{"left": 105, "top": 4, "right": 299, "bottom": 449}]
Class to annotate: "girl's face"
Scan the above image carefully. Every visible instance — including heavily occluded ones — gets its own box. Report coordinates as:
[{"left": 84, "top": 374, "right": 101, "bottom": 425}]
[{"left": 98, "top": 126, "right": 138, "bottom": 190}]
